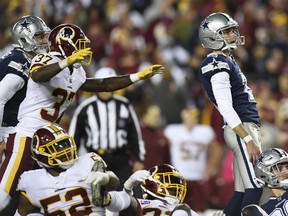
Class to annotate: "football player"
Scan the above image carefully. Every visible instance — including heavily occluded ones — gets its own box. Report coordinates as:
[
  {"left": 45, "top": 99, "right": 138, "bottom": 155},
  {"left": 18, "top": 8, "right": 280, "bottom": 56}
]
[
  {"left": 0, "top": 15, "right": 50, "bottom": 161},
  {"left": 15, "top": 125, "right": 128, "bottom": 215},
  {"left": 103, "top": 164, "right": 199, "bottom": 216},
  {"left": 198, "top": 12, "right": 262, "bottom": 215},
  {"left": 0, "top": 15, "right": 50, "bottom": 213},
  {"left": 245, "top": 148, "right": 288, "bottom": 216},
  {"left": 0, "top": 23, "right": 164, "bottom": 212}
]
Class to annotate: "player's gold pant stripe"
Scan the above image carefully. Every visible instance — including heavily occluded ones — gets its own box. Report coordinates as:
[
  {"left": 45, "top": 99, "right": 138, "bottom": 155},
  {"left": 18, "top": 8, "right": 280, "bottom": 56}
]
[{"left": 4, "top": 136, "right": 25, "bottom": 192}]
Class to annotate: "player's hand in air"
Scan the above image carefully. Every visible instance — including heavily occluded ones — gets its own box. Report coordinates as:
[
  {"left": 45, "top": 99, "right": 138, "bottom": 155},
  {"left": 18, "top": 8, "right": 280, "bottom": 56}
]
[
  {"left": 124, "top": 170, "right": 150, "bottom": 194},
  {"left": 79, "top": 171, "right": 109, "bottom": 186},
  {"left": 130, "top": 64, "right": 165, "bottom": 82},
  {"left": 66, "top": 48, "right": 92, "bottom": 66},
  {"left": 138, "top": 64, "right": 165, "bottom": 79}
]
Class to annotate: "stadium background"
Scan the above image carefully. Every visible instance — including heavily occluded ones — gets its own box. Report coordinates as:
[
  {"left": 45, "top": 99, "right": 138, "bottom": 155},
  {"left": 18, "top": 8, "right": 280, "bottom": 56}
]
[{"left": 0, "top": 0, "right": 287, "bottom": 214}]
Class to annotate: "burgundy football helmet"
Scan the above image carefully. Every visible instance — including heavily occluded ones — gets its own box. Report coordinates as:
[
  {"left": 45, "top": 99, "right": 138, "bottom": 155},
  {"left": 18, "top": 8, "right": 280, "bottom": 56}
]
[
  {"left": 49, "top": 23, "right": 92, "bottom": 65},
  {"left": 31, "top": 125, "right": 78, "bottom": 169},
  {"left": 141, "top": 164, "right": 187, "bottom": 205}
]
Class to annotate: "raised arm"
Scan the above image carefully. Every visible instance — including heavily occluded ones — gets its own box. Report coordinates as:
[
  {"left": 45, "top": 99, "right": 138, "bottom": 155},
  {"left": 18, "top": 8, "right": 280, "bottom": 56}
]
[{"left": 80, "top": 64, "right": 165, "bottom": 92}]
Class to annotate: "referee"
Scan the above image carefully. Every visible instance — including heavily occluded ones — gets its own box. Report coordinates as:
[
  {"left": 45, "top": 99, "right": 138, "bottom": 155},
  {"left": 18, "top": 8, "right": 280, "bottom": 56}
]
[{"left": 69, "top": 67, "right": 145, "bottom": 189}]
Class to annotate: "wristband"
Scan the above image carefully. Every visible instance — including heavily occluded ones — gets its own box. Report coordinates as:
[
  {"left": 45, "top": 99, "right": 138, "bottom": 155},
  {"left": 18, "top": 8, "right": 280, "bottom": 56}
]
[
  {"left": 129, "top": 73, "right": 140, "bottom": 83},
  {"left": 243, "top": 135, "right": 253, "bottom": 143},
  {"left": 58, "top": 59, "right": 69, "bottom": 69}
]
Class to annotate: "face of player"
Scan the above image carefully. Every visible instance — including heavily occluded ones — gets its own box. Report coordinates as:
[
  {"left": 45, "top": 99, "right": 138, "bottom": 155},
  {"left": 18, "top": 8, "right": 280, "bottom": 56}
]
[
  {"left": 272, "top": 162, "right": 288, "bottom": 181},
  {"left": 34, "top": 33, "right": 50, "bottom": 53},
  {"left": 221, "top": 27, "right": 239, "bottom": 44}
]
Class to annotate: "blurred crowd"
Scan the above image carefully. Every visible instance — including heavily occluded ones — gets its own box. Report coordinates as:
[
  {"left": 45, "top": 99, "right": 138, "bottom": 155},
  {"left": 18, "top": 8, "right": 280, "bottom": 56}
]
[{"left": 0, "top": 0, "right": 287, "bottom": 212}]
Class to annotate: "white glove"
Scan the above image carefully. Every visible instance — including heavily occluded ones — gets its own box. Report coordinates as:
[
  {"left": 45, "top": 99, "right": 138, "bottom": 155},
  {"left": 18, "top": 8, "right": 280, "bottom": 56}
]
[
  {"left": 124, "top": 170, "right": 150, "bottom": 192},
  {"left": 80, "top": 171, "right": 109, "bottom": 186}
]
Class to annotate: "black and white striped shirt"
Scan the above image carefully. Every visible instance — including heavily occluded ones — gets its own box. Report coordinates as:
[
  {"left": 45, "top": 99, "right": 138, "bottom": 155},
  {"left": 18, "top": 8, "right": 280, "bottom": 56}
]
[{"left": 69, "top": 94, "right": 145, "bottom": 162}]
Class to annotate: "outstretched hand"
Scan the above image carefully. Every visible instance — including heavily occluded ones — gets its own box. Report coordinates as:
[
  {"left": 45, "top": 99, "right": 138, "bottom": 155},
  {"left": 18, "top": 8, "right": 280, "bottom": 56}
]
[
  {"left": 124, "top": 170, "right": 151, "bottom": 193},
  {"left": 137, "top": 64, "right": 165, "bottom": 80},
  {"left": 79, "top": 171, "right": 109, "bottom": 186},
  {"left": 66, "top": 48, "right": 92, "bottom": 66}
]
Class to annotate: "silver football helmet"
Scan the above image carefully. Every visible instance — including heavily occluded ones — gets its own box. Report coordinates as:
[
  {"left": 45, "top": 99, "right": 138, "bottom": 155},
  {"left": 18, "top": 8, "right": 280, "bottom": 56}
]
[
  {"left": 11, "top": 15, "right": 51, "bottom": 53},
  {"left": 255, "top": 148, "right": 288, "bottom": 189},
  {"left": 198, "top": 12, "right": 245, "bottom": 51}
]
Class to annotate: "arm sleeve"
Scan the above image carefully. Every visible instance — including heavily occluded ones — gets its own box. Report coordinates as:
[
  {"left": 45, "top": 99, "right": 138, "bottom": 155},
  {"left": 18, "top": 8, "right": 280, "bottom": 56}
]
[
  {"left": 0, "top": 74, "right": 25, "bottom": 140},
  {"left": 106, "top": 191, "right": 131, "bottom": 212},
  {"left": 211, "top": 72, "right": 242, "bottom": 129},
  {"left": 172, "top": 210, "right": 189, "bottom": 216}
]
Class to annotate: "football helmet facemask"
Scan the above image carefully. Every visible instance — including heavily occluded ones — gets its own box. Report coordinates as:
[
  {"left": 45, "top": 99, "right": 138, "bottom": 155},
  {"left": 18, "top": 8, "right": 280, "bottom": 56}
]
[
  {"left": 141, "top": 164, "right": 187, "bottom": 205},
  {"left": 11, "top": 15, "right": 51, "bottom": 54},
  {"left": 31, "top": 125, "right": 78, "bottom": 170},
  {"left": 199, "top": 12, "right": 245, "bottom": 51},
  {"left": 49, "top": 23, "right": 92, "bottom": 65},
  {"left": 255, "top": 148, "right": 288, "bottom": 189}
]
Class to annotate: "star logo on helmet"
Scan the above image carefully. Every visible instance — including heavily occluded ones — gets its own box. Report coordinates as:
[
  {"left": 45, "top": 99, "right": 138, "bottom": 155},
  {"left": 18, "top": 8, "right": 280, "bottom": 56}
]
[
  {"left": 258, "top": 154, "right": 265, "bottom": 162},
  {"left": 201, "top": 21, "right": 209, "bottom": 30},
  {"left": 19, "top": 19, "right": 33, "bottom": 34}
]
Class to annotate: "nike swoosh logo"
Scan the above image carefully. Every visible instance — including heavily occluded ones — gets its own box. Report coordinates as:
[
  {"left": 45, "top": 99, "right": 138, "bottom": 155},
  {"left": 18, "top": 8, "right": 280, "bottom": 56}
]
[{"left": 55, "top": 187, "right": 67, "bottom": 192}]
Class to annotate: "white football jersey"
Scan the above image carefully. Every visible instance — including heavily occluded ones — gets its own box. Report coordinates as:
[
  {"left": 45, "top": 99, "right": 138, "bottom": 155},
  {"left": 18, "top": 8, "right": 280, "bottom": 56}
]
[
  {"left": 16, "top": 52, "right": 86, "bottom": 137},
  {"left": 164, "top": 124, "right": 215, "bottom": 180},
  {"left": 17, "top": 152, "right": 105, "bottom": 215},
  {"left": 137, "top": 199, "right": 198, "bottom": 216}
]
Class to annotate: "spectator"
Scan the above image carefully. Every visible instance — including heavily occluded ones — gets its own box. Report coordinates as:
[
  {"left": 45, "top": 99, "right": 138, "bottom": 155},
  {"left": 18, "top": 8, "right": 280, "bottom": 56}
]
[
  {"left": 140, "top": 104, "right": 171, "bottom": 169},
  {"left": 164, "top": 107, "right": 222, "bottom": 214}
]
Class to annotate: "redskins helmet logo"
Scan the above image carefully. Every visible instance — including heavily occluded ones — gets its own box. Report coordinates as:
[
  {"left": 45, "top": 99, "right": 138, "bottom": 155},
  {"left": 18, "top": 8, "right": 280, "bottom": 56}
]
[{"left": 56, "top": 26, "right": 76, "bottom": 43}]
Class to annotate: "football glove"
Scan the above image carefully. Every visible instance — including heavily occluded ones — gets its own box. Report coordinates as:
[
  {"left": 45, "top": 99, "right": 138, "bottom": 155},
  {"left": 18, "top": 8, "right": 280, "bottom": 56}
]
[
  {"left": 124, "top": 170, "right": 150, "bottom": 193},
  {"left": 79, "top": 171, "right": 109, "bottom": 186},
  {"left": 138, "top": 64, "right": 164, "bottom": 79},
  {"left": 66, "top": 48, "right": 92, "bottom": 66},
  {"left": 130, "top": 64, "right": 165, "bottom": 82}
]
